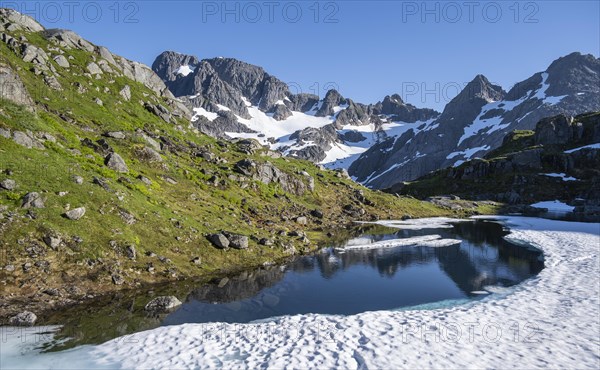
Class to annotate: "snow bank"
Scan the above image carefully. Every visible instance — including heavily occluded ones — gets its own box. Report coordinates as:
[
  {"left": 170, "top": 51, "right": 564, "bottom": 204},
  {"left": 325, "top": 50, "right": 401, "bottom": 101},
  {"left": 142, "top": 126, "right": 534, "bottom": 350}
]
[
  {"left": 2, "top": 217, "right": 599, "bottom": 369},
  {"left": 363, "top": 217, "right": 471, "bottom": 230},
  {"left": 338, "top": 234, "right": 460, "bottom": 250}
]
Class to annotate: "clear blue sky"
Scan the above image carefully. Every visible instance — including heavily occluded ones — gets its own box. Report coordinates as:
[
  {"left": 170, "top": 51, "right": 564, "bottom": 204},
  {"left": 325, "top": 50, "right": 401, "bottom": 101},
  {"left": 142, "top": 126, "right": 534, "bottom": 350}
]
[{"left": 5, "top": 0, "right": 599, "bottom": 111}]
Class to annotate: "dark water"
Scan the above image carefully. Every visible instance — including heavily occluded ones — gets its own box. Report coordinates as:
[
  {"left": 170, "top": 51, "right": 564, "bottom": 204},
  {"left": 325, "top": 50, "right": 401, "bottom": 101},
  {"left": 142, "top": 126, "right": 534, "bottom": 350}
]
[
  {"left": 42, "top": 219, "right": 544, "bottom": 350},
  {"left": 162, "top": 220, "right": 544, "bottom": 325}
]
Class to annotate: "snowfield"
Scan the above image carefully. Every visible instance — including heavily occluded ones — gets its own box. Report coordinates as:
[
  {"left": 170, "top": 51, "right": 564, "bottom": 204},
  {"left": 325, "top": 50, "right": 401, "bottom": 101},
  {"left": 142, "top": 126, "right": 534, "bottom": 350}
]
[{"left": 2, "top": 216, "right": 599, "bottom": 369}]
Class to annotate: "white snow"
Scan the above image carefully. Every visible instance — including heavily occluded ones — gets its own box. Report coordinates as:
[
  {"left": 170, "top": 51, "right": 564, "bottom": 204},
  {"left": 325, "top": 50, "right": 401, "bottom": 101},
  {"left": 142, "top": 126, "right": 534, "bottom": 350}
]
[
  {"left": 226, "top": 105, "right": 334, "bottom": 147},
  {"left": 446, "top": 145, "right": 490, "bottom": 160},
  {"left": 364, "top": 217, "right": 471, "bottom": 230},
  {"left": 530, "top": 200, "right": 575, "bottom": 212},
  {"left": 540, "top": 173, "right": 577, "bottom": 181},
  {"left": 191, "top": 107, "right": 218, "bottom": 122},
  {"left": 530, "top": 72, "right": 568, "bottom": 106},
  {"left": 457, "top": 98, "right": 526, "bottom": 146},
  {"left": 175, "top": 65, "right": 194, "bottom": 77},
  {"left": 457, "top": 72, "right": 569, "bottom": 146},
  {"left": 564, "top": 143, "right": 600, "bottom": 153},
  {"left": 2, "top": 216, "right": 599, "bottom": 369},
  {"left": 338, "top": 234, "right": 460, "bottom": 250}
]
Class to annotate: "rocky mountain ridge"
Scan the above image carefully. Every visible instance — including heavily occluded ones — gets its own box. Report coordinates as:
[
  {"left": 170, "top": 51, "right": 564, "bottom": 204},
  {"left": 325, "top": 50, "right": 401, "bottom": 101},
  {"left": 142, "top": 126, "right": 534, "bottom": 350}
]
[
  {"left": 391, "top": 112, "right": 600, "bottom": 221},
  {"left": 153, "top": 50, "right": 600, "bottom": 189},
  {"left": 152, "top": 51, "right": 440, "bottom": 167}
]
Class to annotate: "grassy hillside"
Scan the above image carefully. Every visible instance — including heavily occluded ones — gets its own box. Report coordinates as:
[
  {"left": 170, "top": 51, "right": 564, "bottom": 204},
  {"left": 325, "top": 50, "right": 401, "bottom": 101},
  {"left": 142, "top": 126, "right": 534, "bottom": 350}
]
[{"left": 0, "top": 17, "right": 475, "bottom": 312}]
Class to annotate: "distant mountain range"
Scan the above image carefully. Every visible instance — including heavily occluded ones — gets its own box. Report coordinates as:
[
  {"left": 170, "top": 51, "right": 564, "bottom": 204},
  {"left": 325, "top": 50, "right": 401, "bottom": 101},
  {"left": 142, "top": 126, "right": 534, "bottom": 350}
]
[{"left": 153, "top": 51, "right": 600, "bottom": 189}]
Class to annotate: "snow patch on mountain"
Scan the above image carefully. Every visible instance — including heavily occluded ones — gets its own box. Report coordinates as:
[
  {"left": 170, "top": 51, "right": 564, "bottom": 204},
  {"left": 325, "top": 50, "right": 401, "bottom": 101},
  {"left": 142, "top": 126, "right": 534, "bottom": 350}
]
[
  {"left": 446, "top": 145, "right": 491, "bottom": 160},
  {"left": 541, "top": 173, "right": 578, "bottom": 181},
  {"left": 175, "top": 65, "right": 194, "bottom": 76},
  {"left": 192, "top": 107, "right": 218, "bottom": 122}
]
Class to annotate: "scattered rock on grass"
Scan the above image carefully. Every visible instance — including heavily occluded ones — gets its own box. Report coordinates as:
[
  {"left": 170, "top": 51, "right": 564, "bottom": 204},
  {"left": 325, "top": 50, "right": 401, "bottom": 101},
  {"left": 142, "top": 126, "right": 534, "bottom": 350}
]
[
  {"left": 64, "top": 207, "right": 85, "bottom": 220},
  {"left": 21, "top": 192, "right": 45, "bottom": 208}
]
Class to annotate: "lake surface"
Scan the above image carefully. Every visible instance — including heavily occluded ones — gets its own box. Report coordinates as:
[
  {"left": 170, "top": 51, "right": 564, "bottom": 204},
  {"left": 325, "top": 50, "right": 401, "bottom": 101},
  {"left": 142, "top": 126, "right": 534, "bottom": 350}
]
[
  {"left": 41, "top": 219, "right": 544, "bottom": 350},
  {"left": 163, "top": 220, "right": 544, "bottom": 325}
]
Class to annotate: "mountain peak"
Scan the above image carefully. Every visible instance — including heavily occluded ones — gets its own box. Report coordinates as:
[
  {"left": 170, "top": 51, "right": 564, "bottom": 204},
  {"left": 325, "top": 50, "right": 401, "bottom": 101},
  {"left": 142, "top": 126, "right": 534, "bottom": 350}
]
[
  {"left": 152, "top": 51, "right": 200, "bottom": 83},
  {"left": 547, "top": 52, "right": 599, "bottom": 72},
  {"left": 456, "top": 74, "right": 505, "bottom": 103}
]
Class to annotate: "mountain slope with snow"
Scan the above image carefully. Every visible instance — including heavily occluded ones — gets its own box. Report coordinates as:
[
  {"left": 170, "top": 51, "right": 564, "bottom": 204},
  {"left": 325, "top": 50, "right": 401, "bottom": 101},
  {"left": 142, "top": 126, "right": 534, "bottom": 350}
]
[
  {"left": 152, "top": 52, "right": 439, "bottom": 168},
  {"left": 153, "top": 52, "right": 600, "bottom": 185},
  {"left": 350, "top": 53, "right": 600, "bottom": 188}
]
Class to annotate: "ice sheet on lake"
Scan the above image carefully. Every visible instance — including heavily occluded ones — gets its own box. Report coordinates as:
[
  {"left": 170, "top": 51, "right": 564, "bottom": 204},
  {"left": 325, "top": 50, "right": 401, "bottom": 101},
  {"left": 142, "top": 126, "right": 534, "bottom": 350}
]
[
  {"left": 338, "top": 234, "right": 461, "bottom": 250},
  {"left": 363, "top": 217, "right": 471, "bottom": 230},
  {"left": 3, "top": 216, "right": 599, "bottom": 369}
]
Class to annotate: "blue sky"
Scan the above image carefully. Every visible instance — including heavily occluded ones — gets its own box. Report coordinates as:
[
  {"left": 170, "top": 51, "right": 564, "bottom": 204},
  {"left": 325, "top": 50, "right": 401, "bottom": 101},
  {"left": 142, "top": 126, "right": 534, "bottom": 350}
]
[{"left": 4, "top": 0, "right": 599, "bottom": 111}]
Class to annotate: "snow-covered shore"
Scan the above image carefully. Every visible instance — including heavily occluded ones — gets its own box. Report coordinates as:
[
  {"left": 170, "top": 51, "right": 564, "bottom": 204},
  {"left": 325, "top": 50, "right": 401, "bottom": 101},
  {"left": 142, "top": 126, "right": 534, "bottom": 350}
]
[{"left": 2, "top": 216, "right": 599, "bottom": 369}]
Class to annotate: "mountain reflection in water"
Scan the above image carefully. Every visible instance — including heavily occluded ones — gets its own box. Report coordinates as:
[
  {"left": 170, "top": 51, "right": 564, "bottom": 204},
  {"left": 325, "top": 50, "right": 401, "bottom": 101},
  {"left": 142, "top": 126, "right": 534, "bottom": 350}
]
[{"left": 163, "top": 220, "right": 543, "bottom": 324}]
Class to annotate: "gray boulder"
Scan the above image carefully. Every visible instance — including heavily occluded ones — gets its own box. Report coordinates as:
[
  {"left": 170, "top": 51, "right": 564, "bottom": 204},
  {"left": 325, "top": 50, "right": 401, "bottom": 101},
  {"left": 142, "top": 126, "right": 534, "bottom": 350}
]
[
  {"left": 0, "top": 179, "right": 16, "bottom": 190},
  {"left": 86, "top": 62, "right": 103, "bottom": 75},
  {"left": 12, "top": 131, "right": 44, "bottom": 149},
  {"left": 0, "top": 63, "right": 35, "bottom": 110},
  {"left": 208, "top": 233, "right": 230, "bottom": 249},
  {"left": 0, "top": 64, "right": 34, "bottom": 111},
  {"left": 105, "top": 153, "right": 128, "bottom": 173},
  {"left": 53, "top": 55, "right": 70, "bottom": 68},
  {"left": 8, "top": 311, "right": 37, "bottom": 326},
  {"left": 104, "top": 131, "right": 126, "bottom": 140},
  {"left": 225, "top": 233, "right": 249, "bottom": 249},
  {"left": 136, "top": 146, "right": 163, "bottom": 163},
  {"left": 21, "top": 192, "right": 45, "bottom": 208},
  {"left": 125, "top": 245, "right": 136, "bottom": 260},
  {"left": 64, "top": 207, "right": 86, "bottom": 220},
  {"left": 119, "top": 85, "right": 131, "bottom": 101}
]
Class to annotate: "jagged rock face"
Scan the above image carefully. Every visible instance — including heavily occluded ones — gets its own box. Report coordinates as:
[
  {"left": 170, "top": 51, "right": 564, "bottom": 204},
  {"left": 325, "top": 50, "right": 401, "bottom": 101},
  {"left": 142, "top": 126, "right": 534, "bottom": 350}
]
[
  {"left": 442, "top": 75, "right": 505, "bottom": 119},
  {"left": 375, "top": 94, "right": 439, "bottom": 123},
  {"left": 534, "top": 114, "right": 582, "bottom": 145},
  {"left": 234, "top": 159, "right": 313, "bottom": 196},
  {"left": 194, "top": 111, "right": 255, "bottom": 139},
  {"left": 151, "top": 51, "right": 200, "bottom": 86},
  {"left": 394, "top": 113, "right": 600, "bottom": 216},
  {"left": 350, "top": 53, "right": 600, "bottom": 188},
  {"left": 316, "top": 89, "right": 345, "bottom": 117},
  {"left": 334, "top": 100, "right": 371, "bottom": 128},
  {"left": 152, "top": 52, "right": 291, "bottom": 119},
  {"left": 286, "top": 125, "right": 339, "bottom": 162},
  {"left": 0, "top": 8, "right": 43, "bottom": 32},
  {"left": 153, "top": 51, "right": 442, "bottom": 166},
  {"left": 42, "top": 29, "right": 95, "bottom": 52},
  {"left": 287, "top": 93, "right": 319, "bottom": 112}
]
